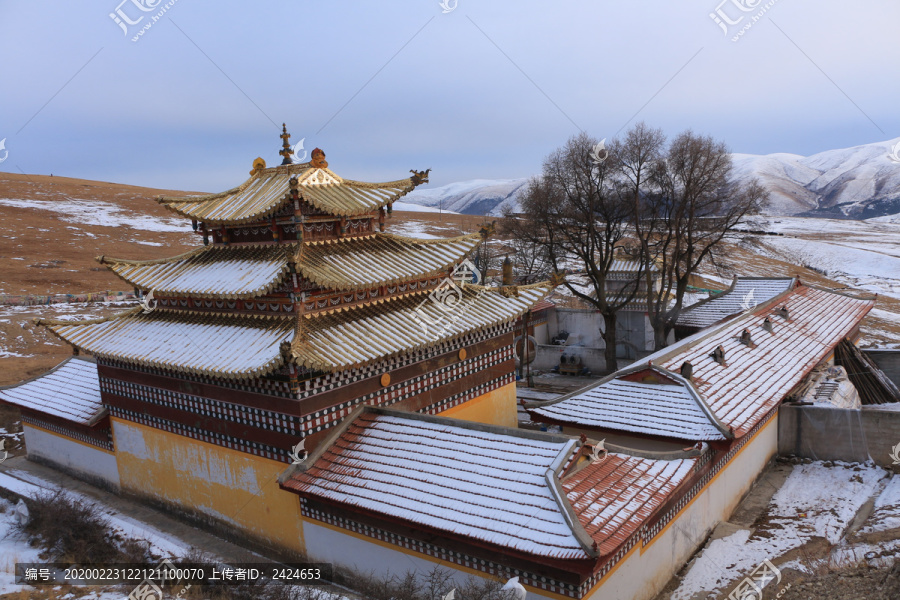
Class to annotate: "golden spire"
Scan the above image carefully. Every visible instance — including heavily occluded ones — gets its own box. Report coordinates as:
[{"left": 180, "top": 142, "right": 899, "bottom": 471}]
[{"left": 279, "top": 123, "right": 293, "bottom": 166}]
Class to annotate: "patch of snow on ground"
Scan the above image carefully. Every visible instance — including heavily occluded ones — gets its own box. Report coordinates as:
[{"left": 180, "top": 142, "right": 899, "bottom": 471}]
[
  {"left": 0, "top": 198, "right": 188, "bottom": 233},
  {"left": 0, "top": 497, "right": 43, "bottom": 596},
  {"left": 392, "top": 201, "right": 459, "bottom": 214},
  {"left": 387, "top": 220, "right": 441, "bottom": 239},
  {"left": 671, "top": 461, "right": 886, "bottom": 600},
  {"left": 860, "top": 475, "right": 900, "bottom": 534}
]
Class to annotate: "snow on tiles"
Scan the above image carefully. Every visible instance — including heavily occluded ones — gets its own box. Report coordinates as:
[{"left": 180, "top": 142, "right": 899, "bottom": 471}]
[
  {"left": 284, "top": 411, "right": 590, "bottom": 559},
  {"left": 670, "top": 461, "right": 886, "bottom": 600}
]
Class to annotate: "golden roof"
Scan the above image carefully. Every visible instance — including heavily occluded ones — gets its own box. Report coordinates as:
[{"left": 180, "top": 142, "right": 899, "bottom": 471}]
[
  {"left": 157, "top": 162, "right": 423, "bottom": 224},
  {"left": 38, "top": 308, "right": 294, "bottom": 380},
  {"left": 97, "top": 244, "right": 297, "bottom": 300},
  {"left": 292, "top": 281, "right": 554, "bottom": 371},
  {"left": 298, "top": 232, "right": 481, "bottom": 291},
  {"left": 96, "top": 232, "right": 481, "bottom": 298}
]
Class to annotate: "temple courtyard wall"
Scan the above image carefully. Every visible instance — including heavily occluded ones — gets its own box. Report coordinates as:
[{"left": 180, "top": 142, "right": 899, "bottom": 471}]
[
  {"left": 111, "top": 417, "right": 307, "bottom": 554},
  {"left": 590, "top": 412, "right": 779, "bottom": 600},
  {"left": 23, "top": 423, "right": 120, "bottom": 491}
]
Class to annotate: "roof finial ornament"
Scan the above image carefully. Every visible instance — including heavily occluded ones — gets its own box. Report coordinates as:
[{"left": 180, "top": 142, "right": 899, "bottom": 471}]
[
  {"left": 410, "top": 168, "right": 431, "bottom": 186},
  {"left": 310, "top": 147, "right": 328, "bottom": 169},
  {"left": 279, "top": 123, "right": 293, "bottom": 166}
]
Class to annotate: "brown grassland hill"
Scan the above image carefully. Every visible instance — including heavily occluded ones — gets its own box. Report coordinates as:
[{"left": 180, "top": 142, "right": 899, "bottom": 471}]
[{"left": 1, "top": 170, "right": 899, "bottom": 394}]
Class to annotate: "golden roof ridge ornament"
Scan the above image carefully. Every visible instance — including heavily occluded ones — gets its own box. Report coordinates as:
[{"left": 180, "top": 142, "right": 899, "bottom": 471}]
[
  {"left": 310, "top": 147, "right": 328, "bottom": 169},
  {"left": 410, "top": 168, "right": 431, "bottom": 186},
  {"left": 279, "top": 123, "right": 293, "bottom": 166}
]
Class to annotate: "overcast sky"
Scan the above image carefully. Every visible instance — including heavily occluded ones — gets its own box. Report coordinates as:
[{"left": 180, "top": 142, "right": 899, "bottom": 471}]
[{"left": 1, "top": 0, "right": 898, "bottom": 192}]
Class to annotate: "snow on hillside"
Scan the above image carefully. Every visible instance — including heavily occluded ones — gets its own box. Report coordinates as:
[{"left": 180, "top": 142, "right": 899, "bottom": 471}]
[
  {"left": 0, "top": 198, "right": 188, "bottom": 232},
  {"left": 403, "top": 178, "right": 529, "bottom": 216},
  {"left": 392, "top": 201, "right": 458, "bottom": 214},
  {"left": 402, "top": 138, "right": 900, "bottom": 219},
  {"left": 732, "top": 137, "right": 900, "bottom": 218},
  {"left": 753, "top": 217, "right": 900, "bottom": 296}
]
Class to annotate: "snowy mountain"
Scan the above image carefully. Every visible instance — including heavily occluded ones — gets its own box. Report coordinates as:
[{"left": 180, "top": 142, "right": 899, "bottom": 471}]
[
  {"left": 731, "top": 137, "right": 900, "bottom": 219},
  {"left": 402, "top": 138, "right": 900, "bottom": 219},
  {"left": 402, "top": 178, "right": 529, "bottom": 216}
]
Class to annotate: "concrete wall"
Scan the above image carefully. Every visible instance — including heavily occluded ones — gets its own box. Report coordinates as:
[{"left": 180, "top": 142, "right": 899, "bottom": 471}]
[
  {"left": 864, "top": 349, "right": 900, "bottom": 386},
  {"left": 24, "top": 424, "right": 120, "bottom": 491},
  {"left": 591, "top": 414, "right": 779, "bottom": 600},
  {"left": 778, "top": 404, "right": 900, "bottom": 467},
  {"left": 556, "top": 309, "right": 604, "bottom": 347}
]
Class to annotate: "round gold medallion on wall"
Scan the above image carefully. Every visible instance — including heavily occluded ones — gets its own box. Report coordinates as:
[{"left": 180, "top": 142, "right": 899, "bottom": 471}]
[
  {"left": 458, "top": 348, "right": 467, "bottom": 361},
  {"left": 380, "top": 373, "right": 391, "bottom": 387}
]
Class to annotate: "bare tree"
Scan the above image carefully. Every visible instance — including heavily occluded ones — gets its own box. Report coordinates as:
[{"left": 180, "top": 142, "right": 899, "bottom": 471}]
[
  {"left": 497, "top": 225, "right": 553, "bottom": 284},
  {"left": 633, "top": 130, "right": 769, "bottom": 349},
  {"left": 505, "top": 133, "right": 647, "bottom": 373},
  {"left": 471, "top": 221, "right": 500, "bottom": 284}
]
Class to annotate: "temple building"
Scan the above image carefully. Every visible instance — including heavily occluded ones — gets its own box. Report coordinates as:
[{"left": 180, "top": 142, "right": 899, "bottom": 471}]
[{"left": 1, "top": 128, "right": 553, "bottom": 557}]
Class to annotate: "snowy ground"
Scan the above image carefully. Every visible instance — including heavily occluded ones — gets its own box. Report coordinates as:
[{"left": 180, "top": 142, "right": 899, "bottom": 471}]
[
  {"left": 393, "top": 201, "right": 459, "bottom": 214},
  {"left": 0, "top": 198, "right": 190, "bottom": 233},
  {"left": 756, "top": 217, "right": 900, "bottom": 297},
  {"left": 0, "top": 300, "right": 137, "bottom": 361},
  {"left": 0, "top": 468, "right": 194, "bottom": 598},
  {"left": 669, "top": 461, "right": 896, "bottom": 599}
]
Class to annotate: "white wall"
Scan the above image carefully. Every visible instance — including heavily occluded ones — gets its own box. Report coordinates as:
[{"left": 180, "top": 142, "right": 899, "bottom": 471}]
[
  {"left": 556, "top": 309, "right": 604, "bottom": 347},
  {"left": 303, "top": 520, "right": 557, "bottom": 599},
  {"left": 23, "top": 424, "right": 120, "bottom": 490},
  {"left": 588, "top": 415, "right": 779, "bottom": 600}
]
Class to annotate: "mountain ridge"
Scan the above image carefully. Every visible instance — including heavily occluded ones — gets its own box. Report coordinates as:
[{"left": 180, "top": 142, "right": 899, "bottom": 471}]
[{"left": 404, "top": 138, "right": 900, "bottom": 219}]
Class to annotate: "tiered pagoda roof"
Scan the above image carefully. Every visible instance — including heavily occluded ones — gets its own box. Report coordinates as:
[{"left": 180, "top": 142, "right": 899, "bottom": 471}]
[
  {"left": 98, "top": 244, "right": 297, "bottom": 299},
  {"left": 39, "top": 132, "right": 556, "bottom": 380},
  {"left": 157, "top": 163, "right": 420, "bottom": 223},
  {"left": 293, "top": 282, "right": 553, "bottom": 371}
]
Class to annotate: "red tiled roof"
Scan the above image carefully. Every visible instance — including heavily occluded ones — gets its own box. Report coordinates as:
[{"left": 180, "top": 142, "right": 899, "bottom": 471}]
[
  {"left": 282, "top": 410, "right": 590, "bottom": 560},
  {"left": 281, "top": 407, "right": 708, "bottom": 565},
  {"left": 562, "top": 453, "right": 697, "bottom": 555},
  {"left": 531, "top": 299, "right": 556, "bottom": 313},
  {"left": 654, "top": 285, "right": 873, "bottom": 437},
  {"left": 530, "top": 285, "right": 873, "bottom": 442}
]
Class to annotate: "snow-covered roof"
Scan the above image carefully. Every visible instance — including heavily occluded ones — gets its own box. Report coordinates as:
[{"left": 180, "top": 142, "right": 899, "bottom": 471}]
[
  {"left": 652, "top": 285, "right": 873, "bottom": 437},
  {"left": 563, "top": 452, "right": 697, "bottom": 555},
  {"left": 98, "top": 244, "right": 296, "bottom": 299},
  {"left": 299, "top": 232, "right": 481, "bottom": 290},
  {"left": 282, "top": 407, "right": 704, "bottom": 562},
  {"left": 0, "top": 358, "right": 104, "bottom": 425},
  {"left": 37, "top": 282, "right": 553, "bottom": 375},
  {"left": 608, "top": 258, "right": 657, "bottom": 274},
  {"left": 281, "top": 409, "right": 592, "bottom": 560},
  {"left": 532, "top": 285, "right": 873, "bottom": 440},
  {"left": 529, "top": 376, "right": 729, "bottom": 441},
  {"left": 677, "top": 277, "right": 796, "bottom": 329},
  {"left": 292, "top": 282, "right": 554, "bottom": 371},
  {"left": 157, "top": 163, "right": 421, "bottom": 224},
  {"left": 39, "top": 309, "right": 294, "bottom": 380}
]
